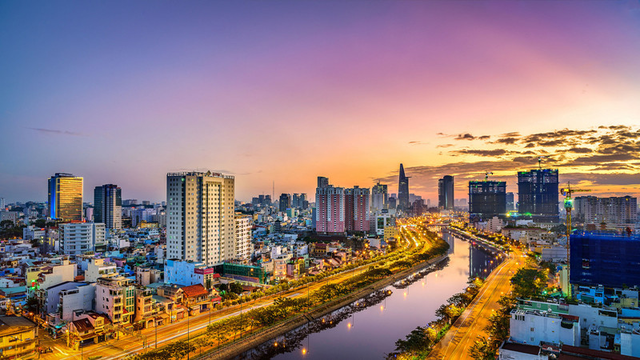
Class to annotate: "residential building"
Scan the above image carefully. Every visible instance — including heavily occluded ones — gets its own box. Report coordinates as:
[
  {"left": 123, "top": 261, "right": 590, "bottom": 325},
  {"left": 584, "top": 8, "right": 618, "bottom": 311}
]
[
  {"left": 506, "top": 192, "right": 515, "bottom": 211},
  {"left": 95, "top": 277, "right": 135, "bottom": 325},
  {"left": 574, "top": 196, "right": 638, "bottom": 229},
  {"left": 235, "top": 214, "right": 252, "bottom": 261},
  {"left": 84, "top": 258, "right": 118, "bottom": 283},
  {"left": 344, "top": 186, "right": 370, "bottom": 233},
  {"left": 398, "top": 164, "right": 410, "bottom": 211},
  {"left": 438, "top": 175, "right": 454, "bottom": 210},
  {"left": 58, "top": 283, "right": 96, "bottom": 322},
  {"left": 134, "top": 288, "right": 155, "bottom": 328},
  {"left": 166, "top": 171, "right": 235, "bottom": 266},
  {"left": 315, "top": 177, "right": 345, "bottom": 234},
  {"left": 59, "top": 222, "right": 105, "bottom": 255},
  {"left": 94, "top": 184, "right": 122, "bottom": 230},
  {"left": 518, "top": 169, "right": 559, "bottom": 223},
  {"left": 0, "top": 316, "right": 37, "bottom": 359},
  {"left": 469, "top": 180, "right": 507, "bottom": 221},
  {"left": 48, "top": 173, "right": 83, "bottom": 221},
  {"left": 165, "top": 260, "right": 220, "bottom": 289}
]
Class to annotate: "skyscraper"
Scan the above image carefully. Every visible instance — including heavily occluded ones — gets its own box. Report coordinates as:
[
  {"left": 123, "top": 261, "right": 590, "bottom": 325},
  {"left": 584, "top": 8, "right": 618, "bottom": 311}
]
[
  {"left": 166, "top": 171, "right": 235, "bottom": 266},
  {"left": 506, "top": 192, "right": 515, "bottom": 211},
  {"left": 94, "top": 184, "right": 122, "bottom": 230},
  {"left": 48, "top": 173, "right": 83, "bottom": 221},
  {"left": 438, "top": 175, "right": 454, "bottom": 210},
  {"left": 517, "top": 169, "right": 559, "bottom": 223},
  {"left": 469, "top": 180, "right": 506, "bottom": 221},
  {"left": 398, "top": 164, "right": 410, "bottom": 211},
  {"left": 279, "top": 193, "right": 291, "bottom": 212},
  {"left": 371, "top": 182, "right": 388, "bottom": 212}
]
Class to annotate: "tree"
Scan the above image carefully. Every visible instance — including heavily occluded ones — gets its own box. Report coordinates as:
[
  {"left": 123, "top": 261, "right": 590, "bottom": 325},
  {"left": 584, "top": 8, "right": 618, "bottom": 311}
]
[
  {"left": 229, "top": 282, "right": 243, "bottom": 295},
  {"left": 511, "top": 268, "right": 546, "bottom": 299}
]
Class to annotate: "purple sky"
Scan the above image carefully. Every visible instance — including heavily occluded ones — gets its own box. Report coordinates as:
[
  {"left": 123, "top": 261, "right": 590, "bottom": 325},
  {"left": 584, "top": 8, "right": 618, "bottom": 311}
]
[{"left": 1, "top": 1, "right": 639, "bottom": 204}]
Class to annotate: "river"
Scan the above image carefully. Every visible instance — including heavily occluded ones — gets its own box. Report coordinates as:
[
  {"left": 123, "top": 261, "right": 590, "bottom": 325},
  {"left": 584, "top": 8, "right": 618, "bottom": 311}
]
[{"left": 236, "top": 231, "right": 500, "bottom": 360}]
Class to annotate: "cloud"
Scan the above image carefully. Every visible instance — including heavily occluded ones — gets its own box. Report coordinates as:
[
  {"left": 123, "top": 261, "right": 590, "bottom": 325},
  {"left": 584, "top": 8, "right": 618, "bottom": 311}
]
[
  {"left": 455, "top": 133, "right": 476, "bottom": 141},
  {"left": 28, "top": 127, "right": 86, "bottom": 136},
  {"left": 436, "top": 144, "right": 454, "bottom": 148},
  {"left": 451, "top": 149, "right": 508, "bottom": 156}
]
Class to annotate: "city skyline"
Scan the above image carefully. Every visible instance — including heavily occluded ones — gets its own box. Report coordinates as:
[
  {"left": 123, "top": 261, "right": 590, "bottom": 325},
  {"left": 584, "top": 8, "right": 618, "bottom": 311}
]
[{"left": 1, "top": 1, "right": 640, "bottom": 203}]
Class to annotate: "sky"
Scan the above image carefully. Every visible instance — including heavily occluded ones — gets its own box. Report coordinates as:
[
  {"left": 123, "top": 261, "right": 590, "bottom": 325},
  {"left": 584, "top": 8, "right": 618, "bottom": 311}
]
[{"left": 1, "top": 0, "right": 640, "bottom": 204}]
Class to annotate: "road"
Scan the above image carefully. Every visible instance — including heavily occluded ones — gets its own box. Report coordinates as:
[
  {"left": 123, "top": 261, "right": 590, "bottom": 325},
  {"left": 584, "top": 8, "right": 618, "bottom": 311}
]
[{"left": 428, "top": 234, "right": 524, "bottom": 360}]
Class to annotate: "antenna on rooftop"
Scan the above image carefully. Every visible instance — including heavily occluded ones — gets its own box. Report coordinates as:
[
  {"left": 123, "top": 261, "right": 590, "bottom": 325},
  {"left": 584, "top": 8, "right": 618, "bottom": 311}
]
[{"left": 537, "top": 156, "right": 547, "bottom": 170}]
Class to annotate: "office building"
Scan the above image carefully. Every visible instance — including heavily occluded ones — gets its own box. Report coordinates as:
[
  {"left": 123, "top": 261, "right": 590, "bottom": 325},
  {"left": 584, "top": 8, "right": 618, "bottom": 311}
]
[
  {"left": 94, "top": 184, "right": 122, "bottom": 230},
  {"left": 59, "top": 222, "right": 106, "bottom": 255},
  {"left": 517, "top": 169, "right": 559, "bottom": 223},
  {"left": 48, "top": 173, "right": 83, "bottom": 221},
  {"left": 279, "top": 193, "right": 291, "bottom": 212},
  {"left": 438, "top": 175, "right": 454, "bottom": 210},
  {"left": 371, "top": 182, "right": 388, "bottom": 212},
  {"left": 574, "top": 196, "right": 637, "bottom": 229},
  {"left": 570, "top": 232, "right": 640, "bottom": 289},
  {"left": 468, "top": 180, "right": 506, "bottom": 221},
  {"left": 397, "top": 164, "right": 410, "bottom": 211},
  {"left": 166, "top": 171, "right": 235, "bottom": 266},
  {"left": 388, "top": 196, "right": 397, "bottom": 210}
]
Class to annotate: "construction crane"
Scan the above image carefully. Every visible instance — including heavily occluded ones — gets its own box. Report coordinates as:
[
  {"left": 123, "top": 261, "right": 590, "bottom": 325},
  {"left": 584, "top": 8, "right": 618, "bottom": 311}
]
[
  {"left": 484, "top": 171, "right": 493, "bottom": 181},
  {"left": 560, "top": 182, "right": 591, "bottom": 261},
  {"left": 537, "top": 156, "right": 547, "bottom": 169}
]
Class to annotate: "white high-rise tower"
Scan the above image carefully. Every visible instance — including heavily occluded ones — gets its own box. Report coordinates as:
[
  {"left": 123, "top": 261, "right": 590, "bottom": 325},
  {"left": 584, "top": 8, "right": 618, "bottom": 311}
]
[{"left": 166, "top": 171, "right": 235, "bottom": 266}]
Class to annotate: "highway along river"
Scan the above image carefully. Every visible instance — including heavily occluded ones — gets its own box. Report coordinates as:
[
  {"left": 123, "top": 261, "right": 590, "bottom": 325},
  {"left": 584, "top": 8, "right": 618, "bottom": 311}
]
[{"left": 235, "top": 231, "right": 500, "bottom": 360}]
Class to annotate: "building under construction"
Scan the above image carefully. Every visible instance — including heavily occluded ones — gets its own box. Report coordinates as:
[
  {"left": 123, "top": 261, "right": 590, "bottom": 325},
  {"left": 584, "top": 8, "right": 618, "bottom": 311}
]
[
  {"left": 517, "top": 169, "right": 559, "bottom": 223},
  {"left": 468, "top": 180, "right": 507, "bottom": 222},
  {"left": 570, "top": 232, "right": 640, "bottom": 289}
]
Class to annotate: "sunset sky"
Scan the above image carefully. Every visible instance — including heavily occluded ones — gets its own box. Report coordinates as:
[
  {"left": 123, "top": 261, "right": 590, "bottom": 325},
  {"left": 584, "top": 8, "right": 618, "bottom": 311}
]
[{"left": 1, "top": 1, "right": 639, "bottom": 204}]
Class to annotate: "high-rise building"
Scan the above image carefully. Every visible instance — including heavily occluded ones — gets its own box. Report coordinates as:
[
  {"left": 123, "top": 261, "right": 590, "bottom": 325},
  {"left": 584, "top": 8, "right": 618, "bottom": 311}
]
[
  {"left": 573, "top": 196, "right": 637, "bottom": 229},
  {"left": 570, "top": 233, "right": 640, "bottom": 288},
  {"left": 94, "top": 184, "right": 122, "bottom": 230},
  {"left": 371, "top": 182, "right": 388, "bottom": 212},
  {"left": 517, "top": 169, "right": 559, "bottom": 223},
  {"left": 315, "top": 177, "right": 345, "bottom": 234},
  {"left": 235, "top": 214, "right": 252, "bottom": 261},
  {"left": 344, "top": 186, "right": 370, "bottom": 232},
  {"left": 166, "top": 171, "right": 235, "bottom": 266},
  {"left": 388, "top": 196, "right": 397, "bottom": 210},
  {"left": 59, "top": 222, "right": 105, "bottom": 255},
  {"left": 438, "top": 175, "right": 454, "bottom": 210},
  {"left": 300, "top": 193, "right": 308, "bottom": 210},
  {"left": 469, "top": 180, "right": 507, "bottom": 221},
  {"left": 398, "top": 164, "right": 410, "bottom": 211},
  {"left": 48, "top": 173, "right": 83, "bottom": 221},
  {"left": 279, "top": 193, "right": 291, "bottom": 212},
  {"left": 506, "top": 192, "right": 515, "bottom": 211}
]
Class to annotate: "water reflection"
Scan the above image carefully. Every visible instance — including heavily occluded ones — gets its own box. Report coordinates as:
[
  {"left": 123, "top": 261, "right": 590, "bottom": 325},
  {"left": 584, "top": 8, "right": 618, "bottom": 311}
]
[{"left": 235, "top": 235, "right": 498, "bottom": 360}]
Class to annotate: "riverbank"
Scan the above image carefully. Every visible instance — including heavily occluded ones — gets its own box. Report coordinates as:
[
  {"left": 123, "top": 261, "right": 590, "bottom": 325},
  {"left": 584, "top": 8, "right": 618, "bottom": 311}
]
[{"left": 197, "top": 253, "right": 450, "bottom": 360}]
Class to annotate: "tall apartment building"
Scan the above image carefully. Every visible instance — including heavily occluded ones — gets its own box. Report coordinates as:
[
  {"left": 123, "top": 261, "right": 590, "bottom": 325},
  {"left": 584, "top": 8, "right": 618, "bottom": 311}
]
[
  {"left": 48, "top": 173, "right": 83, "bottom": 221},
  {"left": 469, "top": 180, "right": 507, "bottom": 221},
  {"left": 59, "top": 222, "right": 105, "bottom": 255},
  {"left": 371, "top": 182, "right": 388, "bottom": 212},
  {"left": 315, "top": 177, "right": 370, "bottom": 234},
  {"left": 517, "top": 169, "right": 559, "bottom": 223},
  {"left": 506, "top": 192, "right": 515, "bottom": 211},
  {"left": 345, "top": 186, "right": 370, "bottom": 232},
  {"left": 94, "top": 184, "right": 122, "bottom": 230},
  {"left": 574, "top": 196, "right": 638, "bottom": 228},
  {"left": 166, "top": 171, "right": 235, "bottom": 266},
  {"left": 438, "top": 175, "right": 454, "bottom": 210},
  {"left": 235, "top": 214, "right": 252, "bottom": 261},
  {"left": 315, "top": 177, "right": 345, "bottom": 234}
]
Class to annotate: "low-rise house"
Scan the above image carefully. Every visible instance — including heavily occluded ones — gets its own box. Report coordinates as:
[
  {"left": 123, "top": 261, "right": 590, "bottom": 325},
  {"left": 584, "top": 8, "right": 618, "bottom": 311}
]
[{"left": 0, "top": 316, "right": 37, "bottom": 359}]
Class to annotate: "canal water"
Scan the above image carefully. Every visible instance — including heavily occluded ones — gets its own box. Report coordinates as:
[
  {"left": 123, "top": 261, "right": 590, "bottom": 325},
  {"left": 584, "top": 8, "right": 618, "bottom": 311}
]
[{"left": 238, "top": 232, "right": 499, "bottom": 360}]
